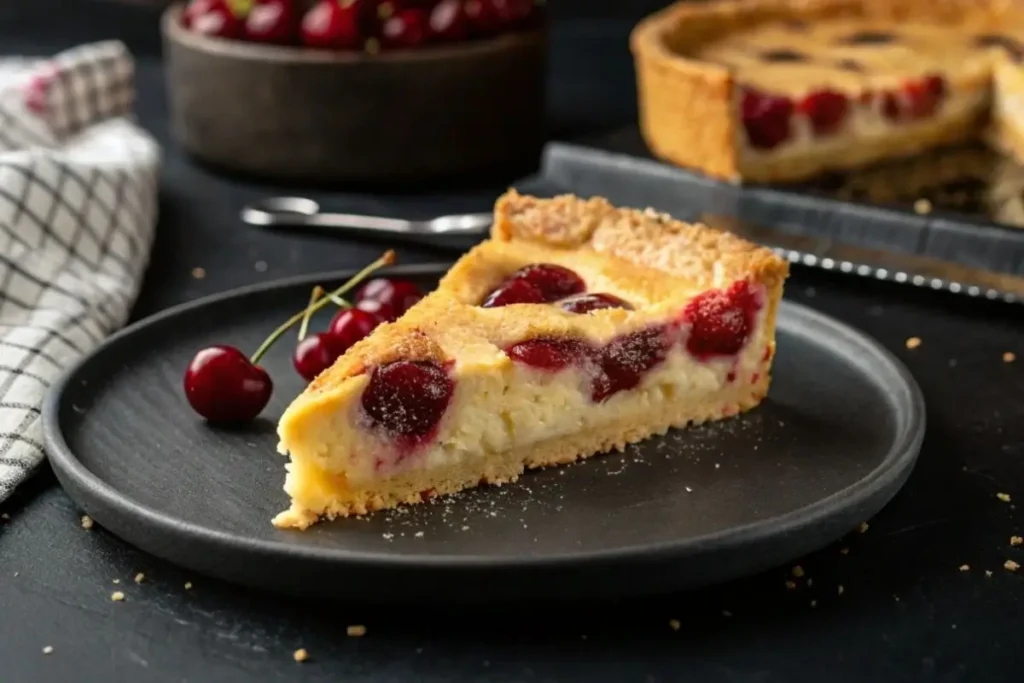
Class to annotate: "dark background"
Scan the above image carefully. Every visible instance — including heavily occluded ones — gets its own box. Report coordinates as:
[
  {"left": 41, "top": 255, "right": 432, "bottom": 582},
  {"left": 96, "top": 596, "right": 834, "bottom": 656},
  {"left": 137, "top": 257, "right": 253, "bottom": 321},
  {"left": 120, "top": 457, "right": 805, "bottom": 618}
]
[{"left": 1, "top": 2, "right": 1023, "bottom": 682}]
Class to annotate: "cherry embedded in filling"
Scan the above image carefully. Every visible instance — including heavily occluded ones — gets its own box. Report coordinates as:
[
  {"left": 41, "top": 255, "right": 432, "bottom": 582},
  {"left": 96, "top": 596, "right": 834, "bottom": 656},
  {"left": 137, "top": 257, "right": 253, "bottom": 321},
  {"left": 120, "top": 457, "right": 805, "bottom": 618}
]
[
  {"left": 741, "top": 87, "right": 794, "bottom": 151},
  {"left": 505, "top": 337, "right": 593, "bottom": 372},
  {"left": 361, "top": 360, "right": 454, "bottom": 448},
  {"left": 559, "top": 292, "right": 633, "bottom": 314},
  {"left": 881, "top": 75, "right": 947, "bottom": 123},
  {"left": 591, "top": 327, "right": 670, "bottom": 402},
  {"left": 508, "top": 263, "right": 585, "bottom": 301},
  {"left": 682, "top": 280, "right": 761, "bottom": 360},
  {"left": 798, "top": 88, "right": 848, "bottom": 136},
  {"left": 481, "top": 277, "right": 547, "bottom": 308}
]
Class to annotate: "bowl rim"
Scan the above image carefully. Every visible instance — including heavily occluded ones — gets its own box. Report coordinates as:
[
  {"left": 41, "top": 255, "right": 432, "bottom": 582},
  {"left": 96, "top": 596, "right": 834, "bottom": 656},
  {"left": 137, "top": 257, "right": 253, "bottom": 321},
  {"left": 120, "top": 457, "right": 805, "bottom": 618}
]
[{"left": 162, "top": 2, "right": 547, "bottom": 64}]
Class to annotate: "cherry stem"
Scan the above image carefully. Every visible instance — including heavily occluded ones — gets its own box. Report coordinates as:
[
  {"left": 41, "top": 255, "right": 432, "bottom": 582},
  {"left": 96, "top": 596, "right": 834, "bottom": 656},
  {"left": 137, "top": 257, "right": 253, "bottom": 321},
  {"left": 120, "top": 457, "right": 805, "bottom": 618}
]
[
  {"left": 298, "top": 286, "right": 325, "bottom": 342},
  {"left": 249, "top": 250, "right": 396, "bottom": 365}
]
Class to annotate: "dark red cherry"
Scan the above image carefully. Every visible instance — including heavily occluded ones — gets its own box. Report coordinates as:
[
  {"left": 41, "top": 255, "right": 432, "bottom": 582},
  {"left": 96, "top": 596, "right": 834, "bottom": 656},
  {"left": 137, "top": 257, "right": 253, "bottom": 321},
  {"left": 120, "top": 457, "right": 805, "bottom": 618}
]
[
  {"left": 505, "top": 338, "right": 593, "bottom": 372},
  {"left": 301, "top": 0, "right": 361, "bottom": 49},
  {"left": 187, "top": 0, "right": 247, "bottom": 39},
  {"left": 741, "top": 87, "right": 794, "bottom": 150},
  {"left": 361, "top": 360, "right": 454, "bottom": 446},
  {"left": 905, "top": 74, "right": 947, "bottom": 119},
  {"left": 797, "top": 88, "right": 848, "bottom": 136},
  {"left": 381, "top": 8, "right": 426, "bottom": 48},
  {"left": 183, "top": 0, "right": 219, "bottom": 27},
  {"left": 328, "top": 307, "right": 380, "bottom": 354},
  {"left": 509, "top": 263, "right": 585, "bottom": 301},
  {"left": 245, "top": 0, "right": 296, "bottom": 44},
  {"left": 355, "top": 298, "right": 398, "bottom": 323},
  {"left": 559, "top": 292, "right": 632, "bottom": 314},
  {"left": 683, "top": 280, "right": 761, "bottom": 360},
  {"left": 464, "top": 0, "right": 503, "bottom": 35},
  {"left": 356, "top": 278, "right": 422, "bottom": 314},
  {"left": 481, "top": 278, "right": 546, "bottom": 307},
  {"left": 293, "top": 333, "right": 340, "bottom": 382},
  {"left": 591, "top": 327, "right": 670, "bottom": 402},
  {"left": 495, "top": 0, "right": 536, "bottom": 29},
  {"left": 184, "top": 345, "right": 273, "bottom": 422},
  {"left": 428, "top": 0, "right": 468, "bottom": 42}
]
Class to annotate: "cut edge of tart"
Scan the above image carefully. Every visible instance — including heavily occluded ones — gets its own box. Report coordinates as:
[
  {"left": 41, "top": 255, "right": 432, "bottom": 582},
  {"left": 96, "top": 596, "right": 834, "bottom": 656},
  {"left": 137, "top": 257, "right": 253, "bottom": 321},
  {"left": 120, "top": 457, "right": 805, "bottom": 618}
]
[
  {"left": 273, "top": 189, "right": 789, "bottom": 530},
  {"left": 631, "top": 0, "right": 1024, "bottom": 183}
]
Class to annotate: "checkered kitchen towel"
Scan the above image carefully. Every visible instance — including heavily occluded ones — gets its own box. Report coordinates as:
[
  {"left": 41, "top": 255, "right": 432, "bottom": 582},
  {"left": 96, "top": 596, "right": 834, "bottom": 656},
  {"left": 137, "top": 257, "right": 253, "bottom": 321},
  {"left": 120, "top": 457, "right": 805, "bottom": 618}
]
[{"left": 0, "top": 41, "right": 160, "bottom": 501}]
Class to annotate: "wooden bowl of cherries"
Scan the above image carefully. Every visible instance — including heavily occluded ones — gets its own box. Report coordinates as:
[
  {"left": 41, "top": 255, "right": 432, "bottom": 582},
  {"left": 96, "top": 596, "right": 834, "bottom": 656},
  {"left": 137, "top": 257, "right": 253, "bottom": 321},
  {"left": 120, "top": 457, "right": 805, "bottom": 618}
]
[{"left": 163, "top": 0, "right": 548, "bottom": 184}]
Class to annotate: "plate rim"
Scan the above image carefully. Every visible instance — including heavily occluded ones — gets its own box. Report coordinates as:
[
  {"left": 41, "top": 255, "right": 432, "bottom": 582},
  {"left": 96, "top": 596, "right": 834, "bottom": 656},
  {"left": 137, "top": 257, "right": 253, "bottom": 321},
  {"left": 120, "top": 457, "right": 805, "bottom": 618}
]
[{"left": 43, "top": 264, "right": 927, "bottom": 573}]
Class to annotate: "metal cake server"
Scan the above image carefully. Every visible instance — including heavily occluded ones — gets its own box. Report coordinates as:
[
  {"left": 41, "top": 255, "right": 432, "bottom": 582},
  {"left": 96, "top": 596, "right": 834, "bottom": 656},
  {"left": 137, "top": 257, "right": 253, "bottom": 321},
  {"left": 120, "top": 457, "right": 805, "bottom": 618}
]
[
  {"left": 241, "top": 196, "right": 492, "bottom": 241},
  {"left": 702, "top": 213, "right": 1024, "bottom": 305}
]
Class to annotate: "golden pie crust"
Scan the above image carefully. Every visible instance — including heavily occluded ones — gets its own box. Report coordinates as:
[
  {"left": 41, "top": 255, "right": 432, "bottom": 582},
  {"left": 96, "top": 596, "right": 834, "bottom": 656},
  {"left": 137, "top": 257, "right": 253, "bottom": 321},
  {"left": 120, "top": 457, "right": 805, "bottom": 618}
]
[{"left": 631, "top": 0, "right": 1024, "bottom": 183}]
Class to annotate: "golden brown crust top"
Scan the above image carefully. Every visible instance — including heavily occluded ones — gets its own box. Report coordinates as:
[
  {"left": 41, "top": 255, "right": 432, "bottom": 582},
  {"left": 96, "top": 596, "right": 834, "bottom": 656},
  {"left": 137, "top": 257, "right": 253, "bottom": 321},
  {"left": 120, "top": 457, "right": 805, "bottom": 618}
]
[{"left": 303, "top": 190, "right": 788, "bottom": 393}]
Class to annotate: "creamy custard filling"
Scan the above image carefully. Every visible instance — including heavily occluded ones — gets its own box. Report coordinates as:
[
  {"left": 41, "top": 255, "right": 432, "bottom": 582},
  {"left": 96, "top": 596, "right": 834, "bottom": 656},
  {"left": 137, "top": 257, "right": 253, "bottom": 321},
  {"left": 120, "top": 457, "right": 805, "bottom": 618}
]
[{"left": 291, "top": 300, "right": 772, "bottom": 488}]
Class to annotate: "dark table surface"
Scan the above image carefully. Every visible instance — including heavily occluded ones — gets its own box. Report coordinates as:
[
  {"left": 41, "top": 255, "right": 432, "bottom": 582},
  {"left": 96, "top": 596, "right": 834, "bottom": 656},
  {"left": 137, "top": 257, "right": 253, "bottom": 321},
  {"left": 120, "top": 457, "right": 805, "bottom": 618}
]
[{"left": 2, "top": 2, "right": 1023, "bottom": 682}]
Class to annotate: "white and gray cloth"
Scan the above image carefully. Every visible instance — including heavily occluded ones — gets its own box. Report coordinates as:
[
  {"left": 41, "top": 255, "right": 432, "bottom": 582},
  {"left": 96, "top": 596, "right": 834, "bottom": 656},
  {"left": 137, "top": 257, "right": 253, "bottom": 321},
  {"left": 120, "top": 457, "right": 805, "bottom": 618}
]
[{"left": 0, "top": 41, "right": 160, "bottom": 501}]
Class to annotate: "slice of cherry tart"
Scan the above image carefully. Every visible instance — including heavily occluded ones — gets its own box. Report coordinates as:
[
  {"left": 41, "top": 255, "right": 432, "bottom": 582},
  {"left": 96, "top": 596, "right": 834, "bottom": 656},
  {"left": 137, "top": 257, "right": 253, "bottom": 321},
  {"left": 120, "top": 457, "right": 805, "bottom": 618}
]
[{"left": 273, "top": 190, "right": 788, "bottom": 530}]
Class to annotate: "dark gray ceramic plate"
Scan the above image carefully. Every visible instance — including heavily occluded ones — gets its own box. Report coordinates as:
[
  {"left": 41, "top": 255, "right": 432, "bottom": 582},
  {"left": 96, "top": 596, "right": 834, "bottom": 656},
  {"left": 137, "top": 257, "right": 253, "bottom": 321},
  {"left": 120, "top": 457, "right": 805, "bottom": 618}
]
[{"left": 43, "top": 265, "right": 925, "bottom": 603}]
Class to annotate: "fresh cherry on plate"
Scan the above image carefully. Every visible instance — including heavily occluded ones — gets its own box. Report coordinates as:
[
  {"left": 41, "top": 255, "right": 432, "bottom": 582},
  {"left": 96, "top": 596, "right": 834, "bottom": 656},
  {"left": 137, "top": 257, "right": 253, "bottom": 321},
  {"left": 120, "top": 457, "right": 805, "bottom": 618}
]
[
  {"left": 356, "top": 278, "right": 422, "bottom": 314},
  {"left": 292, "top": 332, "right": 341, "bottom": 381},
  {"left": 328, "top": 307, "right": 381, "bottom": 354},
  {"left": 186, "top": 0, "right": 248, "bottom": 39},
  {"left": 301, "top": 0, "right": 362, "bottom": 49},
  {"left": 245, "top": 0, "right": 297, "bottom": 44},
  {"left": 355, "top": 298, "right": 398, "bottom": 323},
  {"left": 184, "top": 345, "right": 273, "bottom": 422}
]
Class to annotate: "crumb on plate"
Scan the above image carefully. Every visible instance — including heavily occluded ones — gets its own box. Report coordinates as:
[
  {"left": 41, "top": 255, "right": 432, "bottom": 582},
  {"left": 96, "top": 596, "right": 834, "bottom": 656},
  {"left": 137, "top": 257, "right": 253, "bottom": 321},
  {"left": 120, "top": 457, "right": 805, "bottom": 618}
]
[
  {"left": 347, "top": 625, "right": 367, "bottom": 637},
  {"left": 858, "top": 522, "right": 870, "bottom": 533},
  {"left": 81, "top": 515, "right": 94, "bottom": 530},
  {"left": 191, "top": 267, "right": 206, "bottom": 279},
  {"left": 791, "top": 565, "right": 805, "bottom": 578},
  {"left": 668, "top": 619, "right": 681, "bottom": 631},
  {"left": 111, "top": 591, "right": 125, "bottom": 602},
  {"left": 42, "top": 646, "right": 53, "bottom": 655},
  {"left": 1004, "top": 352, "right": 1016, "bottom": 363},
  {"left": 997, "top": 493, "right": 1012, "bottom": 503},
  {"left": 1005, "top": 560, "right": 1020, "bottom": 572},
  {"left": 905, "top": 337, "right": 922, "bottom": 350},
  {"left": 134, "top": 573, "right": 145, "bottom": 584},
  {"left": 293, "top": 648, "right": 309, "bottom": 663},
  {"left": 913, "top": 198, "right": 932, "bottom": 215},
  {"left": 1011, "top": 536, "right": 1023, "bottom": 547},
  {"left": 959, "top": 564, "right": 970, "bottom": 572}
]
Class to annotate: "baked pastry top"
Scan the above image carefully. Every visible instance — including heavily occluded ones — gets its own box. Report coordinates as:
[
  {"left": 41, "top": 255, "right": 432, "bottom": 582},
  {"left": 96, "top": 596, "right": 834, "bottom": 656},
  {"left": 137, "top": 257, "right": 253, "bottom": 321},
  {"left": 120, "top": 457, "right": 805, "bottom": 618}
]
[{"left": 274, "top": 190, "right": 788, "bottom": 528}]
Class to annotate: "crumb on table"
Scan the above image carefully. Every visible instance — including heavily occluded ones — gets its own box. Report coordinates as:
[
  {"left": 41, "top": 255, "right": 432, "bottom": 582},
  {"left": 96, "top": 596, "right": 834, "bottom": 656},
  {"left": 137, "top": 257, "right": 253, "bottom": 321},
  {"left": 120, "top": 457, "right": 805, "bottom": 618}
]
[
  {"left": 191, "top": 267, "right": 206, "bottom": 279},
  {"left": 184, "top": 582, "right": 193, "bottom": 590},
  {"left": 1004, "top": 352, "right": 1016, "bottom": 363},
  {"left": 785, "top": 580, "right": 797, "bottom": 590},
  {"left": 913, "top": 198, "right": 932, "bottom": 215},
  {"left": 1011, "top": 536, "right": 1023, "bottom": 547},
  {"left": 111, "top": 591, "right": 125, "bottom": 602},
  {"left": 858, "top": 522, "right": 870, "bottom": 533},
  {"left": 668, "top": 619, "right": 681, "bottom": 631},
  {"left": 134, "top": 573, "right": 145, "bottom": 584},
  {"left": 1005, "top": 560, "right": 1020, "bottom": 572},
  {"left": 293, "top": 648, "right": 309, "bottom": 663},
  {"left": 791, "top": 565, "right": 805, "bottom": 578},
  {"left": 959, "top": 564, "right": 970, "bottom": 572},
  {"left": 81, "top": 515, "right": 94, "bottom": 530},
  {"left": 347, "top": 625, "right": 367, "bottom": 637},
  {"left": 905, "top": 337, "right": 922, "bottom": 350},
  {"left": 42, "top": 646, "right": 53, "bottom": 655},
  {"left": 997, "top": 493, "right": 1012, "bottom": 503}
]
